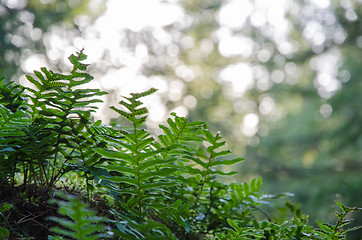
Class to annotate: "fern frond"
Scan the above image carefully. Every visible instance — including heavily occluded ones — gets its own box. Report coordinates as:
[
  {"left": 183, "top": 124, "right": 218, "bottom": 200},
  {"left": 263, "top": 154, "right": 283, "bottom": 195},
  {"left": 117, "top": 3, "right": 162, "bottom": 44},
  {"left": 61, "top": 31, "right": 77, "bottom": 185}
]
[
  {"left": 0, "top": 79, "right": 31, "bottom": 183},
  {"left": 197, "top": 129, "right": 243, "bottom": 175},
  {"left": 188, "top": 129, "right": 243, "bottom": 208},
  {"left": 158, "top": 112, "right": 205, "bottom": 157},
  {"left": 0, "top": 53, "right": 103, "bottom": 191},
  {"left": 312, "top": 201, "right": 362, "bottom": 239},
  {"left": 48, "top": 191, "right": 110, "bottom": 240},
  {"left": 0, "top": 104, "right": 31, "bottom": 182},
  {"left": 95, "top": 89, "right": 180, "bottom": 221},
  {"left": 110, "top": 88, "right": 157, "bottom": 129},
  {"left": 19, "top": 50, "right": 108, "bottom": 189}
]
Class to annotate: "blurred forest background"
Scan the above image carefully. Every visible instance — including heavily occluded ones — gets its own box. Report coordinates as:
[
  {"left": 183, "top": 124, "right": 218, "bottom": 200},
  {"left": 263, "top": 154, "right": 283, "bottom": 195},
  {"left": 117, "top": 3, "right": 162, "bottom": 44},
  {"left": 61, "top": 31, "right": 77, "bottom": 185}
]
[{"left": 1, "top": 0, "right": 361, "bottom": 238}]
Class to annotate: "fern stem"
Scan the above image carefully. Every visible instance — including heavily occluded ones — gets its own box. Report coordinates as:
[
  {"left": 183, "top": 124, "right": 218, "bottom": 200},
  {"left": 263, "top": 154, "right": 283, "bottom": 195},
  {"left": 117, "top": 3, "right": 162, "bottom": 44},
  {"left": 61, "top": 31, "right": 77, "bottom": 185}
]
[
  {"left": 50, "top": 91, "right": 75, "bottom": 188},
  {"left": 194, "top": 150, "right": 215, "bottom": 208},
  {"left": 134, "top": 123, "right": 143, "bottom": 222},
  {"left": 30, "top": 96, "right": 39, "bottom": 122},
  {"left": 333, "top": 211, "right": 348, "bottom": 239}
]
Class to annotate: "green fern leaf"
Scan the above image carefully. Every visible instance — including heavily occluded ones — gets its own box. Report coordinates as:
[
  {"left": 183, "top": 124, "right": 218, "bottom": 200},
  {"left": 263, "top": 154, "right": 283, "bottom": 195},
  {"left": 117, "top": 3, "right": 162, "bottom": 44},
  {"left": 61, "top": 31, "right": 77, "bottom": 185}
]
[
  {"left": 209, "top": 157, "right": 244, "bottom": 167},
  {"left": 139, "top": 157, "right": 177, "bottom": 171},
  {"left": 94, "top": 148, "right": 136, "bottom": 164},
  {"left": 102, "top": 165, "right": 137, "bottom": 175},
  {"left": 100, "top": 175, "right": 138, "bottom": 186},
  {"left": 141, "top": 181, "right": 178, "bottom": 191},
  {"left": 33, "top": 70, "right": 46, "bottom": 85},
  {"left": 131, "top": 88, "right": 158, "bottom": 99},
  {"left": 26, "top": 75, "right": 43, "bottom": 91},
  {"left": 110, "top": 106, "right": 134, "bottom": 121},
  {"left": 140, "top": 168, "right": 177, "bottom": 182}
]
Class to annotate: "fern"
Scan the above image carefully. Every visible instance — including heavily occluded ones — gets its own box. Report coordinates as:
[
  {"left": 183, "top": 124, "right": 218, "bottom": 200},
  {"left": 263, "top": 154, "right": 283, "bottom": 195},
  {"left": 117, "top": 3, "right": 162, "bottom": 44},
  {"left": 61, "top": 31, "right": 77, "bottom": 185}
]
[
  {"left": 185, "top": 129, "right": 244, "bottom": 208},
  {"left": 0, "top": 50, "right": 109, "bottom": 193},
  {"left": 157, "top": 114, "right": 249, "bottom": 235},
  {"left": 158, "top": 112, "right": 205, "bottom": 158},
  {"left": 1, "top": 51, "right": 361, "bottom": 239},
  {"left": 19, "top": 49, "right": 107, "bottom": 190},
  {"left": 226, "top": 178, "right": 264, "bottom": 211},
  {"left": 0, "top": 79, "right": 31, "bottom": 184},
  {"left": 156, "top": 112, "right": 205, "bottom": 204},
  {"left": 94, "top": 88, "right": 179, "bottom": 222},
  {"left": 48, "top": 191, "right": 110, "bottom": 240},
  {"left": 315, "top": 201, "right": 362, "bottom": 239}
]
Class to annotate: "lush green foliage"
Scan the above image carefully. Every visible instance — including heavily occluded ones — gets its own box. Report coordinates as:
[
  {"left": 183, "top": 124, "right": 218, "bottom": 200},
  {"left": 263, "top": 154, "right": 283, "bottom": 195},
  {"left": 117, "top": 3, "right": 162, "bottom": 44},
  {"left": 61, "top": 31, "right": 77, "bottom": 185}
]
[
  {"left": 3, "top": 2, "right": 362, "bottom": 238},
  {"left": 0, "top": 51, "right": 361, "bottom": 239}
]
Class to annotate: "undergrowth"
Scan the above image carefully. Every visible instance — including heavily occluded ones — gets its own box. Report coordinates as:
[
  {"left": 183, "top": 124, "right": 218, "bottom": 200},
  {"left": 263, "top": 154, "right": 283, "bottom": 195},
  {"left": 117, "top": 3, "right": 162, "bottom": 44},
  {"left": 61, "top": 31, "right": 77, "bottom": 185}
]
[{"left": 0, "top": 50, "right": 361, "bottom": 239}]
